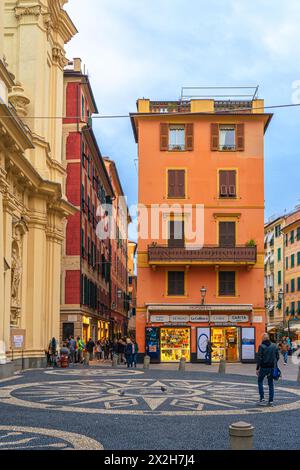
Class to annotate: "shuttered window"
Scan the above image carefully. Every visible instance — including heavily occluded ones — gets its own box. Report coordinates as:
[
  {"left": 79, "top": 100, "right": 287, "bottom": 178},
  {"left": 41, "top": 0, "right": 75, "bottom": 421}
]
[
  {"left": 160, "top": 123, "right": 194, "bottom": 151},
  {"left": 219, "top": 271, "right": 236, "bottom": 296},
  {"left": 168, "top": 271, "right": 185, "bottom": 296},
  {"left": 291, "top": 279, "right": 295, "bottom": 293},
  {"left": 219, "top": 170, "right": 236, "bottom": 198},
  {"left": 168, "top": 169, "right": 185, "bottom": 198},
  {"left": 219, "top": 222, "right": 236, "bottom": 247},
  {"left": 168, "top": 220, "right": 185, "bottom": 248},
  {"left": 211, "top": 124, "right": 245, "bottom": 151}
]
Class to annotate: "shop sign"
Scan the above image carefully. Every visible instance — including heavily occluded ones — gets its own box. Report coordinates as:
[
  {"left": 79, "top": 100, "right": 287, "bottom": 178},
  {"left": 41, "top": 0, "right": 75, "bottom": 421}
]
[
  {"left": 211, "top": 315, "right": 229, "bottom": 323},
  {"left": 190, "top": 315, "right": 209, "bottom": 323},
  {"left": 253, "top": 316, "right": 263, "bottom": 323},
  {"left": 150, "top": 315, "right": 170, "bottom": 323},
  {"left": 170, "top": 315, "right": 189, "bottom": 323},
  {"left": 241, "top": 327, "right": 255, "bottom": 360},
  {"left": 68, "top": 315, "right": 77, "bottom": 322},
  {"left": 229, "top": 315, "right": 249, "bottom": 323}
]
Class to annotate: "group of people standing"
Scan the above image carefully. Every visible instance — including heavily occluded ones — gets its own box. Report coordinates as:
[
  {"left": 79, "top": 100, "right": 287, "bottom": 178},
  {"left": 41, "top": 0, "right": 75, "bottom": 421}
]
[
  {"left": 46, "top": 335, "right": 139, "bottom": 368},
  {"left": 111, "top": 337, "right": 139, "bottom": 368}
]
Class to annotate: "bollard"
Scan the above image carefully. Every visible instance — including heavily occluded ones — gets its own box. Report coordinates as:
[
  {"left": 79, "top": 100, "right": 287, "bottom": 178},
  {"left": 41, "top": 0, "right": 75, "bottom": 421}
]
[
  {"left": 229, "top": 421, "right": 254, "bottom": 450},
  {"left": 218, "top": 359, "right": 226, "bottom": 374},
  {"left": 297, "top": 364, "right": 300, "bottom": 383},
  {"left": 112, "top": 354, "right": 118, "bottom": 368},
  {"left": 179, "top": 357, "right": 186, "bottom": 372},
  {"left": 143, "top": 355, "right": 151, "bottom": 369}
]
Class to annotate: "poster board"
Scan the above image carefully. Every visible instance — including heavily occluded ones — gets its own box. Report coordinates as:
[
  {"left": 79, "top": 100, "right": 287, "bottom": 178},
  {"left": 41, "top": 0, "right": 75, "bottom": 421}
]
[
  {"left": 197, "top": 327, "right": 211, "bottom": 360},
  {"left": 10, "top": 329, "right": 26, "bottom": 350},
  {"left": 241, "top": 327, "right": 255, "bottom": 361}
]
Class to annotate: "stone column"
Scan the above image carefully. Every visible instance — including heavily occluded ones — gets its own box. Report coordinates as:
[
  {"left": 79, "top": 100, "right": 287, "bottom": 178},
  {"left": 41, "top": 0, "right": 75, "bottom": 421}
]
[
  {"left": 0, "top": 165, "right": 7, "bottom": 363},
  {"left": 25, "top": 200, "right": 47, "bottom": 360},
  {"left": 2, "top": 192, "right": 13, "bottom": 361}
]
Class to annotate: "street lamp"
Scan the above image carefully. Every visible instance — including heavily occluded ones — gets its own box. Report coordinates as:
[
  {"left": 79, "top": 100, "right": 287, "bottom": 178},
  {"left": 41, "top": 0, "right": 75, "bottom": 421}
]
[{"left": 200, "top": 286, "right": 207, "bottom": 305}]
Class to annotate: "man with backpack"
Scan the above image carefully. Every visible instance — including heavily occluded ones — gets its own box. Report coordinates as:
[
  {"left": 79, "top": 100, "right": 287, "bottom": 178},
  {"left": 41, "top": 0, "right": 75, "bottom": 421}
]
[{"left": 256, "top": 333, "right": 280, "bottom": 407}]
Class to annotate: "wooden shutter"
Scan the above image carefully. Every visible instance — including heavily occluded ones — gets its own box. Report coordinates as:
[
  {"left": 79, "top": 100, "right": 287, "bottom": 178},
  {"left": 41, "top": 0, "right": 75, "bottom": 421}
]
[
  {"left": 236, "top": 124, "right": 245, "bottom": 151},
  {"left": 219, "top": 222, "right": 236, "bottom": 247},
  {"left": 211, "top": 123, "right": 219, "bottom": 151},
  {"left": 177, "top": 170, "right": 185, "bottom": 198},
  {"left": 219, "top": 171, "right": 228, "bottom": 197},
  {"left": 168, "top": 271, "right": 184, "bottom": 295},
  {"left": 168, "top": 220, "right": 184, "bottom": 248},
  {"left": 219, "top": 271, "right": 235, "bottom": 296},
  {"left": 228, "top": 170, "right": 237, "bottom": 196},
  {"left": 160, "top": 123, "right": 169, "bottom": 151},
  {"left": 168, "top": 170, "right": 176, "bottom": 197},
  {"left": 185, "top": 123, "right": 194, "bottom": 151}
]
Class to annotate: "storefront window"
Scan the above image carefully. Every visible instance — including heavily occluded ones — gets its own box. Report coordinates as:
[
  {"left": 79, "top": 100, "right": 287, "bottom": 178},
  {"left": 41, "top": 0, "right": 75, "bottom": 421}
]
[
  {"left": 211, "top": 327, "right": 240, "bottom": 362},
  {"left": 160, "top": 327, "right": 190, "bottom": 362}
]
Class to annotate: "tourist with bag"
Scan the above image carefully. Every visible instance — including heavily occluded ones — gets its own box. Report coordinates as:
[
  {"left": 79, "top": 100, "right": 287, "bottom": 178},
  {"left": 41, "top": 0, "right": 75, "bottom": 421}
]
[{"left": 256, "top": 333, "right": 280, "bottom": 407}]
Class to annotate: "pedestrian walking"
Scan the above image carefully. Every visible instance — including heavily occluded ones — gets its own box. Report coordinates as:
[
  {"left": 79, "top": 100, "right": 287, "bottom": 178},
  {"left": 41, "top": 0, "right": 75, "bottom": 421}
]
[
  {"left": 205, "top": 339, "right": 212, "bottom": 365},
  {"left": 279, "top": 337, "right": 290, "bottom": 365},
  {"left": 76, "top": 336, "right": 85, "bottom": 364},
  {"left": 68, "top": 336, "right": 77, "bottom": 364},
  {"left": 85, "top": 338, "right": 95, "bottom": 365},
  {"left": 125, "top": 338, "right": 133, "bottom": 368},
  {"left": 48, "top": 337, "right": 58, "bottom": 367},
  {"left": 95, "top": 340, "right": 102, "bottom": 361},
  {"left": 132, "top": 339, "right": 139, "bottom": 367},
  {"left": 256, "top": 333, "right": 279, "bottom": 407}
]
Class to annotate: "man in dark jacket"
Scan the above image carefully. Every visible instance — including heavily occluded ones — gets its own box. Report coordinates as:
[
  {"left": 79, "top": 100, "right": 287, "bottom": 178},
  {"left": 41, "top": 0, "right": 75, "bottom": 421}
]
[
  {"left": 256, "top": 333, "right": 279, "bottom": 406},
  {"left": 85, "top": 338, "right": 95, "bottom": 365}
]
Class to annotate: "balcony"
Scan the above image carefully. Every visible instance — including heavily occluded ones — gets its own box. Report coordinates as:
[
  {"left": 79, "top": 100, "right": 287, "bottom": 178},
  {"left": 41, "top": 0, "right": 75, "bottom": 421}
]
[
  {"left": 150, "top": 101, "right": 191, "bottom": 114},
  {"left": 148, "top": 245, "right": 257, "bottom": 266}
]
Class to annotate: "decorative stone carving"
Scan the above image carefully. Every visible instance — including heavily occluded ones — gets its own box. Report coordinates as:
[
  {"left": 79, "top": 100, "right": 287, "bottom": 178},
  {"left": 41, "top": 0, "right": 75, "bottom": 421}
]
[
  {"left": 52, "top": 46, "right": 68, "bottom": 69},
  {"left": 15, "top": 5, "right": 42, "bottom": 19},
  {"left": 8, "top": 82, "right": 30, "bottom": 118},
  {"left": 10, "top": 218, "right": 28, "bottom": 327}
]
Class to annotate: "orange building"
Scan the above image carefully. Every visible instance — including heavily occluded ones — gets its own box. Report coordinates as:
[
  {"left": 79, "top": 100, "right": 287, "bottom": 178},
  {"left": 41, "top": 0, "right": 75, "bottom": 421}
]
[{"left": 131, "top": 92, "right": 272, "bottom": 363}]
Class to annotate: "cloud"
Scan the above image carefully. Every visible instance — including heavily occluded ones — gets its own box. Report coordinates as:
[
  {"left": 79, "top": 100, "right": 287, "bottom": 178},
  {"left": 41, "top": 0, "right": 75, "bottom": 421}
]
[{"left": 65, "top": 0, "right": 300, "bottom": 218}]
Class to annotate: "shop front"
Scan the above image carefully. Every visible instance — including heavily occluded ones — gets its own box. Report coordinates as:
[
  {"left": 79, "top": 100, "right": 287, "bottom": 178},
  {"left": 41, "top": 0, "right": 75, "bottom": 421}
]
[{"left": 145, "top": 307, "right": 259, "bottom": 364}]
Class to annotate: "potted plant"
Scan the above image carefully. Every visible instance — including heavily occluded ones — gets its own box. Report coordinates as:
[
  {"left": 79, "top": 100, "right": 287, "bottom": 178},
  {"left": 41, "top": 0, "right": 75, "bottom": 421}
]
[{"left": 246, "top": 239, "right": 256, "bottom": 247}]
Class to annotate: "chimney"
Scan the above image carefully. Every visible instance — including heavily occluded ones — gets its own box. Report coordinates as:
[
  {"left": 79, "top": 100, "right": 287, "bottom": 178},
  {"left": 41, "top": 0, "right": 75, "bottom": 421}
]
[{"left": 73, "top": 58, "right": 82, "bottom": 73}]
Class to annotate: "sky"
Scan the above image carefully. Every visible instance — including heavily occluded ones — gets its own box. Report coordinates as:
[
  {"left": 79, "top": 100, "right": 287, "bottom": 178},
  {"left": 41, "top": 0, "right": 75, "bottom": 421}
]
[{"left": 65, "top": 0, "right": 300, "bottom": 225}]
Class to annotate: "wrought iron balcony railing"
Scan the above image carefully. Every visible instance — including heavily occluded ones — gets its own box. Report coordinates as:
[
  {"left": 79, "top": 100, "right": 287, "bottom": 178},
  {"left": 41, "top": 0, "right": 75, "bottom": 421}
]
[{"left": 148, "top": 244, "right": 257, "bottom": 264}]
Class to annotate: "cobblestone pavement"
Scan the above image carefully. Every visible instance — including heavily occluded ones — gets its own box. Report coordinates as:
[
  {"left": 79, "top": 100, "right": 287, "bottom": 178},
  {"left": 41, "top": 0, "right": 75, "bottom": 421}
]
[{"left": 0, "top": 364, "right": 299, "bottom": 450}]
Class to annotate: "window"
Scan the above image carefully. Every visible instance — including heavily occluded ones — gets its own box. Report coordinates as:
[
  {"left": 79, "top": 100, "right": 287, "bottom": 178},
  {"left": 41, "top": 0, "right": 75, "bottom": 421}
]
[
  {"left": 160, "top": 123, "right": 193, "bottom": 151},
  {"left": 168, "top": 220, "right": 185, "bottom": 248},
  {"left": 81, "top": 184, "right": 85, "bottom": 211},
  {"left": 81, "top": 95, "right": 85, "bottom": 119},
  {"left": 291, "top": 254, "right": 295, "bottom": 268},
  {"left": 219, "top": 125, "right": 236, "bottom": 151},
  {"left": 278, "top": 271, "right": 282, "bottom": 285},
  {"left": 87, "top": 237, "right": 91, "bottom": 265},
  {"left": 129, "top": 276, "right": 133, "bottom": 286},
  {"left": 87, "top": 156, "right": 91, "bottom": 179},
  {"left": 277, "top": 248, "right": 281, "bottom": 262},
  {"left": 275, "top": 225, "right": 281, "bottom": 237},
  {"left": 298, "top": 301, "right": 300, "bottom": 315},
  {"left": 297, "top": 252, "right": 300, "bottom": 266},
  {"left": 290, "top": 230, "right": 295, "bottom": 243},
  {"left": 285, "top": 234, "right": 288, "bottom": 246},
  {"left": 169, "top": 125, "right": 185, "bottom": 150},
  {"left": 297, "top": 277, "right": 300, "bottom": 291},
  {"left": 297, "top": 227, "right": 300, "bottom": 241},
  {"left": 286, "top": 283, "right": 289, "bottom": 293},
  {"left": 81, "top": 228, "right": 85, "bottom": 258},
  {"left": 291, "top": 302, "right": 295, "bottom": 315},
  {"left": 286, "top": 257, "right": 289, "bottom": 269},
  {"left": 291, "top": 279, "right": 295, "bottom": 292},
  {"left": 167, "top": 169, "right": 185, "bottom": 198},
  {"left": 87, "top": 196, "right": 91, "bottom": 222},
  {"left": 219, "top": 271, "right": 235, "bottom": 296},
  {"left": 168, "top": 271, "right": 185, "bottom": 296},
  {"left": 219, "top": 221, "right": 236, "bottom": 247},
  {"left": 219, "top": 170, "right": 236, "bottom": 198}
]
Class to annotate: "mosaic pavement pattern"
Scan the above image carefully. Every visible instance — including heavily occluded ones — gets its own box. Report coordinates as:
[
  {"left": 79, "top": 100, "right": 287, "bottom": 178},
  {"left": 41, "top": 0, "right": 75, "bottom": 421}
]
[
  {"left": 0, "top": 426, "right": 103, "bottom": 450},
  {"left": 1, "top": 377, "right": 300, "bottom": 416}
]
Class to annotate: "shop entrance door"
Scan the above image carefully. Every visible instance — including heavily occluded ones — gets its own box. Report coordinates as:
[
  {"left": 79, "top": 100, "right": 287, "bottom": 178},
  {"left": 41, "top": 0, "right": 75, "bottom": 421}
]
[
  {"left": 211, "top": 327, "right": 240, "bottom": 362},
  {"left": 83, "top": 324, "right": 89, "bottom": 345}
]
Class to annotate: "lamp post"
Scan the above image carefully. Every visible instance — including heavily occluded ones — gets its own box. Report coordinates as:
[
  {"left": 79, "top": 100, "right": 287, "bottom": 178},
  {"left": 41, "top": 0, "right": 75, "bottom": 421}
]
[
  {"left": 278, "top": 288, "right": 285, "bottom": 340},
  {"left": 200, "top": 286, "right": 207, "bottom": 306}
]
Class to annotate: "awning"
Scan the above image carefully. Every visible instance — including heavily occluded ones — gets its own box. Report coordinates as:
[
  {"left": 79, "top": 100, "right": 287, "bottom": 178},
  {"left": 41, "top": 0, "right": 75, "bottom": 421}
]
[
  {"left": 267, "top": 232, "right": 274, "bottom": 243},
  {"left": 264, "top": 254, "right": 270, "bottom": 264}
]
